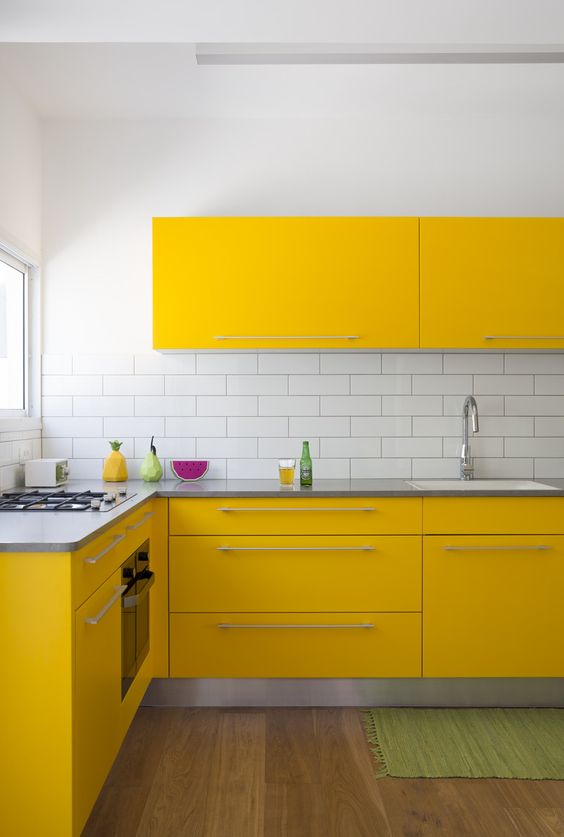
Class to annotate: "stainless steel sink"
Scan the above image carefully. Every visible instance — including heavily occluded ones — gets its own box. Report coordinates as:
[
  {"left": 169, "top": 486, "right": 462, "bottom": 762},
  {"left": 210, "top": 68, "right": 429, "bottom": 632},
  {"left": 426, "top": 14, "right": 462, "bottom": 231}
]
[{"left": 405, "top": 479, "right": 561, "bottom": 492}]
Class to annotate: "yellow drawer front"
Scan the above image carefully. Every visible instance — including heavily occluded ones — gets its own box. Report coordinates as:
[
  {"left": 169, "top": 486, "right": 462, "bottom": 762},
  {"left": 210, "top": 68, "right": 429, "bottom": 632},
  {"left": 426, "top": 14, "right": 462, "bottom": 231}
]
[
  {"left": 170, "top": 612, "right": 421, "bottom": 678},
  {"left": 423, "top": 535, "right": 564, "bottom": 677},
  {"left": 169, "top": 497, "right": 422, "bottom": 536},
  {"left": 423, "top": 497, "right": 564, "bottom": 535},
  {"left": 170, "top": 535, "right": 422, "bottom": 612},
  {"left": 72, "top": 503, "right": 154, "bottom": 609}
]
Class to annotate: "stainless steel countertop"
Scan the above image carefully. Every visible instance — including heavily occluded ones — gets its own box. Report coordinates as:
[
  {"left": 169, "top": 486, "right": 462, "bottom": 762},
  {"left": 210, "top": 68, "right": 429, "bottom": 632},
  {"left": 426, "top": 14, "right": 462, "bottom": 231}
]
[{"left": 1, "top": 477, "right": 564, "bottom": 552}]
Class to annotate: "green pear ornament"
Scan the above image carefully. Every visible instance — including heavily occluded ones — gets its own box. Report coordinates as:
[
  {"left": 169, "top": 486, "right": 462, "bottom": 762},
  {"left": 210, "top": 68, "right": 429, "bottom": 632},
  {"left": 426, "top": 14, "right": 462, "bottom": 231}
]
[{"left": 140, "top": 436, "right": 163, "bottom": 482}]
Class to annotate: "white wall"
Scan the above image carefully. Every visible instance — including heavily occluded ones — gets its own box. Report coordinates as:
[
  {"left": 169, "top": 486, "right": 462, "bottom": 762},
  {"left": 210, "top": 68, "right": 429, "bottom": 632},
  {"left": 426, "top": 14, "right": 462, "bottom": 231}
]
[
  {"left": 0, "top": 72, "right": 42, "bottom": 260},
  {"left": 43, "top": 112, "right": 564, "bottom": 353}
]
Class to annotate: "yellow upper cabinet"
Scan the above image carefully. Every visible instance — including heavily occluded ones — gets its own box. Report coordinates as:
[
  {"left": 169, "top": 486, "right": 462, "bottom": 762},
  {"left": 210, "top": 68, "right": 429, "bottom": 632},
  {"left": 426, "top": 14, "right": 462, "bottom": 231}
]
[
  {"left": 153, "top": 216, "right": 419, "bottom": 349},
  {"left": 420, "top": 217, "right": 564, "bottom": 349}
]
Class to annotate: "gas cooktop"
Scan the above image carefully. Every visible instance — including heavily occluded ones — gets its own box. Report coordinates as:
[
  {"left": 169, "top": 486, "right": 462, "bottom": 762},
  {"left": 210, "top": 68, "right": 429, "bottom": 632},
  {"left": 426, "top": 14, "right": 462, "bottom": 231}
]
[{"left": 0, "top": 488, "right": 136, "bottom": 512}]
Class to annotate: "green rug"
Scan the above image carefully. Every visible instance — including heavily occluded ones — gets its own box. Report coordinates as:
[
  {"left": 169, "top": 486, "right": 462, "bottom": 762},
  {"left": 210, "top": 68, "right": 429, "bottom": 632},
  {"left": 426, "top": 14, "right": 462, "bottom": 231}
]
[{"left": 364, "top": 708, "right": 564, "bottom": 779}]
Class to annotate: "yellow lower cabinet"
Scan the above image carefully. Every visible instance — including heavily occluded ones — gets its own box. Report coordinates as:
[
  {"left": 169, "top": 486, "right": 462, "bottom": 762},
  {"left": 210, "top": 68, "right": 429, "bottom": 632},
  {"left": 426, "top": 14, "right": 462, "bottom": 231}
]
[
  {"left": 423, "top": 535, "right": 564, "bottom": 677},
  {"left": 170, "top": 535, "right": 421, "bottom": 612},
  {"left": 73, "top": 568, "right": 123, "bottom": 835},
  {"left": 170, "top": 612, "right": 421, "bottom": 678}
]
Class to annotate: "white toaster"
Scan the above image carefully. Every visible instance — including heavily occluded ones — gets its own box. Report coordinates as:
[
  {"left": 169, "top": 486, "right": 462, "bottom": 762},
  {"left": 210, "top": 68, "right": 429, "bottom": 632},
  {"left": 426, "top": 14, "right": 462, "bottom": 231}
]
[{"left": 25, "top": 458, "right": 70, "bottom": 487}]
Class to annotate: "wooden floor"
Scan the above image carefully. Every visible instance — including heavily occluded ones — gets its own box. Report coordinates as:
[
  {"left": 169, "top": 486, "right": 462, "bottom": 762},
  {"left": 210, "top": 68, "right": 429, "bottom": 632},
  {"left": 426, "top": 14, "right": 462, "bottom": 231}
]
[{"left": 83, "top": 707, "right": 564, "bottom": 836}]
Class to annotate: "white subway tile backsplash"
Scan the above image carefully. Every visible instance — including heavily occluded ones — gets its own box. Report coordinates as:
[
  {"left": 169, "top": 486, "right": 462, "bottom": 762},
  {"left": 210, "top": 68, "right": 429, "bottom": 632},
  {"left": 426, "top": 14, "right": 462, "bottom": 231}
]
[
  {"left": 134, "top": 353, "right": 196, "bottom": 374},
  {"left": 443, "top": 354, "right": 504, "bottom": 374},
  {"left": 166, "top": 375, "right": 225, "bottom": 395},
  {"left": 382, "top": 354, "right": 442, "bottom": 374},
  {"left": 43, "top": 375, "right": 103, "bottom": 396},
  {"left": 350, "top": 417, "right": 411, "bottom": 437},
  {"left": 382, "top": 437, "right": 443, "bottom": 458},
  {"left": 321, "top": 437, "right": 381, "bottom": 458},
  {"left": 320, "top": 354, "right": 381, "bottom": 374},
  {"left": 506, "top": 396, "right": 564, "bottom": 416},
  {"left": 260, "top": 396, "right": 318, "bottom": 416},
  {"left": 104, "top": 375, "right": 164, "bottom": 396},
  {"left": 74, "top": 354, "right": 134, "bottom": 375},
  {"left": 321, "top": 396, "right": 381, "bottom": 416},
  {"left": 74, "top": 396, "right": 134, "bottom": 417},
  {"left": 166, "top": 417, "right": 226, "bottom": 437},
  {"left": 290, "top": 375, "right": 348, "bottom": 395},
  {"left": 351, "top": 458, "right": 411, "bottom": 478},
  {"left": 39, "top": 351, "right": 564, "bottom": 483},
  {"left": 228, "top": 417, "right": 288, "bottom": 437},
  {"left": 43, "top": 417, "right": 103, "bottom": 438},
  {"left": 412, "top": 375, "right": 472, "bottom": 395},
  {"left": 41, "top": 397, "right": 73, "bottom": 417},
  {"left": 136, "top": 396, "right": 196, "bottom": 417},
  {"left": 197, "top": 354, "right": 258, "bottom": 375},
  {"left": 534, "top": 376, "right": 564, "bottom": 395},
  {"left": 474, "top": 375, "right": 533, "bottom": 395},
  {"left": 350, "top": 375, "right": 411, "bottom": 395},
  {"left": 199, "top": 396, "right": 258, "bottom": 417},
  {"left": 383, "top": 396, "right": 442, "bottom": 416},
  {"left": 67, "top": 459, "right": 104, "bottom": 479},
  {"left": 259, "top": 354, "right": 319, "bottom": 374},
  {"left": 42, "top": 354, "right": 73, "bottom": 375},
  {"left": 533, "top": 458, "right": 564, "bottom": 478},
  {"left": 228, "top": 375, "right": 287, "bottom": 395},
  {"left": 0, "top": 441, "right": 12, "bottom": 464},
  {"left": 289, "top": 417, "right": 349, "bottom": 438},
  {"left": 196, "top": 437, "right": 257, "bottom": 458}
]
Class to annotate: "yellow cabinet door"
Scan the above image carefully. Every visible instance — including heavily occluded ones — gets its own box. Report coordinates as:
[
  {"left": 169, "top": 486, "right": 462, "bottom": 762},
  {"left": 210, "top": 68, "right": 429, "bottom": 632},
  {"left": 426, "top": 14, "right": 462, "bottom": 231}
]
[
  {"left": 423, "top": 535, "right": 564, "bottom": 677},
  {"left": 170, "top": 612, "right": 422, "bottom": 678},
  {"left": 169, "top": 535, "right": 422, "bottom": 612},
  {"left": 420, "top": 217, "right": 564, "bottom": 348},
  {"left": 73, "top": 569, "right": 123, "bottom": 835},
  {"left": 153, "top": 217, "right": 419, "bottom": 349}
]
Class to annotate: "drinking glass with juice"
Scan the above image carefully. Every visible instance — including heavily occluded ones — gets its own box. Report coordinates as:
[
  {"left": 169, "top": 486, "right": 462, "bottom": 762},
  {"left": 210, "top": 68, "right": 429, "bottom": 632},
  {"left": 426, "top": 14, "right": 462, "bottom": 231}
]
[{"left": 279, "top": 459, "right": 295, "bottom": 486}]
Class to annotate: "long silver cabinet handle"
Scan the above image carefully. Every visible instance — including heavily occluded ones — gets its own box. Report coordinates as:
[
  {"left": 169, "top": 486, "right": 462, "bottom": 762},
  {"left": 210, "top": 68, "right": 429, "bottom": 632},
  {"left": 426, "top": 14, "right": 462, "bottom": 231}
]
[
  {"left": 85, "top": 585, "right": 127, "bottom": 624},
  {"left": 213, "top": 335, "right": 359, "bottom": 340},
  {"left": 218, "top": 622, "right": 375, "bottom": 629},
  {"left": 444, "top": 545, "right": 550, "bottom": 551},
  {"left": 126, "top": 511, "right": 154, "bottom": 531},
  {"left": 216, "top": 507, "right": 375, "bottom": 512},
  {"left": 84, "top": 533, "right": 126, "bottom": 564},
  {"left": 484, "top": 335, "right": 564, "bottom": 340},
  {"left": 217, "top": 545, "right": 375, "bottom": 552}
]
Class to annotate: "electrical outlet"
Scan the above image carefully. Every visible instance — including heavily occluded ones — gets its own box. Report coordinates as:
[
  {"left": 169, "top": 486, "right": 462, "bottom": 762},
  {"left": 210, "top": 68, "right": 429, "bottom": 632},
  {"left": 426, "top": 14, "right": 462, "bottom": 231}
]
[{"left": 15, "top": 443, "right": 33, "bottom": 464}]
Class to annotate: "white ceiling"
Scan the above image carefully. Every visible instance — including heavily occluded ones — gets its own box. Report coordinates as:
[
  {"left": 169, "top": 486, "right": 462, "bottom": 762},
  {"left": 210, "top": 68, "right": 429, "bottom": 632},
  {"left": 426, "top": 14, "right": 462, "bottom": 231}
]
[{"left": 1, "top": 2, "right": 564, "bottom": 120}]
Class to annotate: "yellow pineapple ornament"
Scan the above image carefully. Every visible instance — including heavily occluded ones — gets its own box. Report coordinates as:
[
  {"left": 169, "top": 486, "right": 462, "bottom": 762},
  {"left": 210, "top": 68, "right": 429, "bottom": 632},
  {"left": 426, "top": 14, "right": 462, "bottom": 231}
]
[{"left": 102, "top": 440, "right": 128, "bottom": 482}]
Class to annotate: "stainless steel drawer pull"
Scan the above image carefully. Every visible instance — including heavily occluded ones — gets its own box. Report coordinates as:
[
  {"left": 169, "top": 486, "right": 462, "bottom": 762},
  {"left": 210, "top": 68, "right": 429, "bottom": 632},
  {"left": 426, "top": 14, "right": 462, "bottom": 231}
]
[
  {"left": 213, "top": 335, "right": 360, "bottom": 340},
  {"left": 484, "top": 335, "right": 564, "bottom": 340},
  {"left": 126, "top": 511, "right": 154, "bottom": 531},
  {"left": 218, "top": 622, "right": 375, "bottom": 629},
  {"left": 84, "top": 533, "right": 126, "bottom": 565},
  {"left": 85, "top": 585, "right": 127, "bottom": 624},
  {"left": 123, "top": 572, "right": 155, "bottom": 609},
  {"left": 444, "top": 545, "right": 550, "bottom": 552},
  {"left": 217, "top": 546, "right": 375, "bottom": 552},
  {"left": 216, "top": 507, "right": 375, "bottom": 512}
]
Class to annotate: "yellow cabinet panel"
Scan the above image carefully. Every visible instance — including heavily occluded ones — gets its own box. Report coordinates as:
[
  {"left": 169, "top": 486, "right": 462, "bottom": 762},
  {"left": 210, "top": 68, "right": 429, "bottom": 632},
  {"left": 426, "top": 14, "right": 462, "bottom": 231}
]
[
  {"left": 170, "top": 612, "right": 421, "bottom": 678},
  {"left": 423, "top": 535, "right": 564, "bottom": 677},
  {"left": 420, "top": 217, "right": 564, "bottom": 348},
  {"left": 74, "top": 569, "right": 123, "bottom": 835},
  {"left": 423, "top": 497, "right": 564, "bottom": 535},
  {"left": 170, "top": 535, "right": 421, "bottom": 612},
  {"left": 153, "top": 216, "right": 420, "bottom": 349},
  {"left": 169, "top": 496, "right": 422, "bottom": 536}
]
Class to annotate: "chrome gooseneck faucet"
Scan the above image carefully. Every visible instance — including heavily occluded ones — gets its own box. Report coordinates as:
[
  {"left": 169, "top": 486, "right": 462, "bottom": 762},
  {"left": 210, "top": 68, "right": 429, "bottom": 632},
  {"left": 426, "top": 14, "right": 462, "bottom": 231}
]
[{"left": 460, "top": 395, "right": 479, "bottom": 480}]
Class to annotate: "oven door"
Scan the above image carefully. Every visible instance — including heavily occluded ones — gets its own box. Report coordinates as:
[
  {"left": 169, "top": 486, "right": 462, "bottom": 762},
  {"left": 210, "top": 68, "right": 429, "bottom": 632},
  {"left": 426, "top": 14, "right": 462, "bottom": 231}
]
[{"left": 121, "top": 560, "right": 154, "bottom": 699}]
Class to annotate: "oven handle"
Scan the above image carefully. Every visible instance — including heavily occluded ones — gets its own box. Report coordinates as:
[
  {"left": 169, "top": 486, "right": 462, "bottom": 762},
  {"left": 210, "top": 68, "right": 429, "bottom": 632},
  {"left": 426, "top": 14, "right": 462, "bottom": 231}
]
[
  {"left": 84, "top": 585, "right": 127, "bottom": 624},
  {"left": 122, "top": 572, "right": 155, "bottom": 609}
]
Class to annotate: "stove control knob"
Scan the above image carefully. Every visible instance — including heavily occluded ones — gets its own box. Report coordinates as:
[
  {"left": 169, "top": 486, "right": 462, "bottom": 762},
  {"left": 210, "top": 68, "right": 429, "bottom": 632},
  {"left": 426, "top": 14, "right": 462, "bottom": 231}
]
[
  {"left": 103, "top": 492, "right": 116, "bottom": 503},
  {"left": 90, "top": 499, "right": 101, "bottom": 510},
  {"left": 118, "top": 488, "right": 127, "bottom": 497}
]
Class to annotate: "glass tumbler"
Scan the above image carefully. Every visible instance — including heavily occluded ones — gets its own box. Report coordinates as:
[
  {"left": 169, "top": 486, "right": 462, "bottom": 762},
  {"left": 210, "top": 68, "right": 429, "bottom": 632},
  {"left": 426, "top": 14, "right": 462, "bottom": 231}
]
[{"left": 278, "top": 459, "right": 296, "bottom": 487}]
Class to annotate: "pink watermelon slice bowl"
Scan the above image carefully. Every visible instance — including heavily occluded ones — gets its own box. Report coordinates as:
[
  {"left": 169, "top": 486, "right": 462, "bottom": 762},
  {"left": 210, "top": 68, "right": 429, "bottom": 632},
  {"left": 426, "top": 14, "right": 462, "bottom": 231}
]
[{"left": 170, "top": 460, "right": 209, "bottom": 481}]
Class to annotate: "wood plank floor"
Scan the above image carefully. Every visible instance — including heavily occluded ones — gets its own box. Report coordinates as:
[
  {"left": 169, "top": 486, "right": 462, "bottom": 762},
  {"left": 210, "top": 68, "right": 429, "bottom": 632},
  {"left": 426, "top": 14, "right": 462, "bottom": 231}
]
[{"left": 83, "top": 708, "right": 564, "bottom": 836}]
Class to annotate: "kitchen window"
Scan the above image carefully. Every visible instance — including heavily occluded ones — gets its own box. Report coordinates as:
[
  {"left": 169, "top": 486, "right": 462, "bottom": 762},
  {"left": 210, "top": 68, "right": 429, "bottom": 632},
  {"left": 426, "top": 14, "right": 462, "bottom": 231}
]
[{"left": 0, "top": 248, "right": 29, "bottom": 415}]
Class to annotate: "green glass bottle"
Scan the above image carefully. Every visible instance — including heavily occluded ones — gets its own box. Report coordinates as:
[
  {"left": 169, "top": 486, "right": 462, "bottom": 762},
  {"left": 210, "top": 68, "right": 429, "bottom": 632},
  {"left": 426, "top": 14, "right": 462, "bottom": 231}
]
[{"left": 300, "top": 440, "right": 313, "bottom": 487}]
